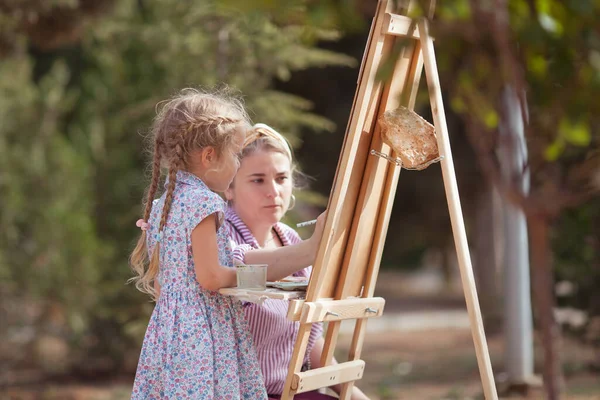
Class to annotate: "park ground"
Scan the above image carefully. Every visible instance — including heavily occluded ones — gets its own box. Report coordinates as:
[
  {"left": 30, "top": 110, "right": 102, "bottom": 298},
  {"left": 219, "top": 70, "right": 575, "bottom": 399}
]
[{"left": 3, "top": 271, "right": 599, "bottom": 400}]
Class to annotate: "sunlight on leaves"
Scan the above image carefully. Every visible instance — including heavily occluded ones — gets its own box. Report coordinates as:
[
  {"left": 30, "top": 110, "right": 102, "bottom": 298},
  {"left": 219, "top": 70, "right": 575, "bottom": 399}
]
[
  {"left": 560, "top": 119, "right": 591, "bottom": 147},
  {"left": 544, "top": 139, "right": 565, "bottom": 161}
]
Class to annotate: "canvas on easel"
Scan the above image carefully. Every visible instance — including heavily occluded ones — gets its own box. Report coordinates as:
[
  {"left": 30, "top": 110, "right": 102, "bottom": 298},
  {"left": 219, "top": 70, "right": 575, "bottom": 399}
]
[{"left": 280, "top": 1, "right": 499, "bottom": 399}]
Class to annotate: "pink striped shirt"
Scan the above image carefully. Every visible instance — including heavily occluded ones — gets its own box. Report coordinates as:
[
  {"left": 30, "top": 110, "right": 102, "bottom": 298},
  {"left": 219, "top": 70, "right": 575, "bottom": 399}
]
[{"left": 225, "top": 208, "right": 323, "bottom": 396}]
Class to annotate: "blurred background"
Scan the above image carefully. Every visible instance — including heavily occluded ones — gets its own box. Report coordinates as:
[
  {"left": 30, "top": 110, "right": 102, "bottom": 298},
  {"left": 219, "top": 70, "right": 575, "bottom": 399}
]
[{"left": 1, "top": 0, "right": 599, "bottom": 399}]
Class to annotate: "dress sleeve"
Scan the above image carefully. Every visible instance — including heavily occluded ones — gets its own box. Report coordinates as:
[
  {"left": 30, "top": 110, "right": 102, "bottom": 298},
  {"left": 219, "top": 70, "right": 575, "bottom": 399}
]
[{"left": 184, "top": 189, "right": 225, "bottom": 233}]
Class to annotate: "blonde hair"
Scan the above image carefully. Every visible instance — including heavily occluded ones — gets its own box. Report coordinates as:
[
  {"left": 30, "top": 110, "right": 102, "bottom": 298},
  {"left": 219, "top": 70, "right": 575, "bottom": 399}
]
[
  {"left": 237, "top": 123, "right": 306, "bottom": 190},
  {"left": 243, "top": 123, "right": 293, "bottom": 160},
  {"left": 130, "top": 88, "right": 251, "bottom": 299}
]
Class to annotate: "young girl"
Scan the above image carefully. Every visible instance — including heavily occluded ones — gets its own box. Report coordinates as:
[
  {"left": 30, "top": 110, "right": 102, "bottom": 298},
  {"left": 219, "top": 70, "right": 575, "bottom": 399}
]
[{"left": 129, "top": 89, "right": 324, "bottom": 399}]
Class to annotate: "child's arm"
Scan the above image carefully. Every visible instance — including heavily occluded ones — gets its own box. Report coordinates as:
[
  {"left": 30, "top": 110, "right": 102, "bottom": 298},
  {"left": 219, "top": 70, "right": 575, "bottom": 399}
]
[
  {"left": 191, "top": 213, "right": 236, "bottom": 291},
  {"left": 243, "top": 211, "right": 326, "bottom": 282}
]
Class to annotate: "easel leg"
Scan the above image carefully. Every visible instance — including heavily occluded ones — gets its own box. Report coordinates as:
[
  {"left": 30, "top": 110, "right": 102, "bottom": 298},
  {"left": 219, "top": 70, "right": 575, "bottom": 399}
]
[
  {"left": 418, "top": 19, "right": 498, "bottom": 400},
  {"left": 281, "top": 323, "right": 312, "bottom": 400},
  {"left": 320, "top": 321, "right": 341, "bottom": 367}
]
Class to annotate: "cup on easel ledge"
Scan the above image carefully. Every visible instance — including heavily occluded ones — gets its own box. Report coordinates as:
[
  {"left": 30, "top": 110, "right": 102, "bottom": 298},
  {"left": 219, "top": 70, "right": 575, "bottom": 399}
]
[{"left": 236, "top": 264, "right": 267, "bottom": 290}]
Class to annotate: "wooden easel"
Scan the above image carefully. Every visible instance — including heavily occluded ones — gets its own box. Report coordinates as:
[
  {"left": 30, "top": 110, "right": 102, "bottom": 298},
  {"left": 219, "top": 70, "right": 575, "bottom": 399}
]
[{"left": 280, "top": 1, "right": 499, "bottom": 399}]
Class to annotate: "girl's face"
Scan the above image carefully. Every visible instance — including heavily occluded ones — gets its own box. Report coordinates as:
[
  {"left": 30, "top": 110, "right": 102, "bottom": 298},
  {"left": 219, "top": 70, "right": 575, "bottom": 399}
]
[
  {"left": 202, "top": 129, "right": 245, "bottom": 192},
  {"left": 225, "top": 150, "right": 293, "bottom": 228}
]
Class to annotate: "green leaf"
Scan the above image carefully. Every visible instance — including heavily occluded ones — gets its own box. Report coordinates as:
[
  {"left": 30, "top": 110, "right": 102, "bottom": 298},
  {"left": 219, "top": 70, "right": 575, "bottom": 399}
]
[
  {"left": 438, "top": 0, "right": 471, "bottom": 20},
  {"left": 483, "top": 110, "right": 498, "bottom": 129},
  {"left": 538, "top": 13, "right": 564, "bottom": 36},
  {"left": 536, "top": 0, "right": 551, "bottom": 14},
  {"left": 527, "top": 54, "right": 548, "bottom": 77},
  {"left": 544, "top": 139, "right": 565, "bottom": 161},
  {"left": 450, "top": 96, "right": 467, "bottom": 113},
  {"left": 560, "top": 119, "right": 591, "bottom": 146}
]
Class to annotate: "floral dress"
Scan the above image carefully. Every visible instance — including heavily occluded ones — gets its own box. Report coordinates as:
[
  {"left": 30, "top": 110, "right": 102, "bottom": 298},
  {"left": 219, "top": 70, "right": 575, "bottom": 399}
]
[{"left": 131, "top": 171, "right": 267, "bottom": 400}]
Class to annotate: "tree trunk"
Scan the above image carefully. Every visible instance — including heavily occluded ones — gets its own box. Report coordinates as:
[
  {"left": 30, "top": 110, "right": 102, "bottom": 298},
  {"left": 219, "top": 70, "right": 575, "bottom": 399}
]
[
  {"left": 474, "top": 183, "right": 502, "bottom": 334},
  {"left": 497, "top": 85, "right": 535, "bottom": 387},
  {"left": 528, "top": 214, "right": 563, "bottom": 400}
]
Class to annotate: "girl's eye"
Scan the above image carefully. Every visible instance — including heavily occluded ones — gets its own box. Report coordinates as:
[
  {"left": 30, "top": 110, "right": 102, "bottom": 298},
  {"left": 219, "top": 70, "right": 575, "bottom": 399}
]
[
  {"left": 276, "top": 176, "right": 289, "bottom": 183},
  {"left": 252, "top": 179, "right": 264, "bottom": 184}
]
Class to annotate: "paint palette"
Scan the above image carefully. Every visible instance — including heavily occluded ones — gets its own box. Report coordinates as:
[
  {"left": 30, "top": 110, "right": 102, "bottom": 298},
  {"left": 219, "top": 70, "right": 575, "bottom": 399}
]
[{"left": 266, "top": 280, "right": 309, "bottom": 291}]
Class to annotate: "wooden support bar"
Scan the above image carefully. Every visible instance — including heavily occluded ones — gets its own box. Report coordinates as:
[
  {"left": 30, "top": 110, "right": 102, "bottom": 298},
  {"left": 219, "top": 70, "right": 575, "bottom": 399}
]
[
  {"left": 287, "top": 298, "right": 338, "bottom": 322},
  {"left": 339, "top": 22, "right": 427, "bottom": 400},
  {"left": 281, "top": 323, "right": 314, "bottom": 400},
  {"left": 383, "top": 13, "right": 420, "bottom": 38},
  {"left": 418, "top": 19, "right": 498, "bottom": 400},
  {"left": 292, "top": 360, "right": 366, "bottom": 393},
  {"left": 306, "top": 0, "right": 392, "bottom": 303},
  {"left": 300, "top": 298, "right": 385, "bottom": 324},
  {"left": 287, "top": 299, "right": 305, "bottom": 321},
  {"left": 320, "top": 3, "right": 411, "bottom": 370}
]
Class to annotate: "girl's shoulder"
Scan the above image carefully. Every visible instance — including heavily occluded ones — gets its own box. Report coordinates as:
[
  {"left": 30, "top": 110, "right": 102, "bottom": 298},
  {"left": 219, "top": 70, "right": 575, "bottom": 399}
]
[
  {"left": 177, "top": 183, "right": 225, "bottom": 229},
  {"left": 179, "top": 181, "right": 224, "bottom": 208}
]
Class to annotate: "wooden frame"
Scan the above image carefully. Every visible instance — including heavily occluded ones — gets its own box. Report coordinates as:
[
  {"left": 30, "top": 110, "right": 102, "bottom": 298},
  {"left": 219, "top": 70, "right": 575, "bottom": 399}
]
[{"left": 280, "top": 1, "right": 499, "bottom": 399}]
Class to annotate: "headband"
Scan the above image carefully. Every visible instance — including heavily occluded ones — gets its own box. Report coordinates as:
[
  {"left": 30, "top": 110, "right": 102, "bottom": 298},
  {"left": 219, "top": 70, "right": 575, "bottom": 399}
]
[{"left": 244, "top": 123, "right": 293, "bottom": 160}]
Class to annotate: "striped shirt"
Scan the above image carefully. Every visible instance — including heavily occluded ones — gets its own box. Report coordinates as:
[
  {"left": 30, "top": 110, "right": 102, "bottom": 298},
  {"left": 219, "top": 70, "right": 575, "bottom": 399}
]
[{"left": 224, "top": 208, "right": 323, "bottom": 396}]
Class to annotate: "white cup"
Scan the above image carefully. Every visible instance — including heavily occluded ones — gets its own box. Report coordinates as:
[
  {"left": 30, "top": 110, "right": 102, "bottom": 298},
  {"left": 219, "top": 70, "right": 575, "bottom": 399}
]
[{"left": 236, "top": 264, "right": 267, "bottom": 290}]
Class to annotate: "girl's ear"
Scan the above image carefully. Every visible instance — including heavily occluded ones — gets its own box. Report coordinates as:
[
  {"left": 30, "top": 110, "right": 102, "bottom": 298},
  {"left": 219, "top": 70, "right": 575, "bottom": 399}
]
[{"left": 200, "top": 146, "right": 216, "bottom": 168}]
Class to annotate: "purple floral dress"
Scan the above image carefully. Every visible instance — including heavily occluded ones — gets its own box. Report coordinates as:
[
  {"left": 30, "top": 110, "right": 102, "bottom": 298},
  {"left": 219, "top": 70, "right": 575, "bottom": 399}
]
[{"left": 131, "top": 171, "right": 267, "bottom": 400}]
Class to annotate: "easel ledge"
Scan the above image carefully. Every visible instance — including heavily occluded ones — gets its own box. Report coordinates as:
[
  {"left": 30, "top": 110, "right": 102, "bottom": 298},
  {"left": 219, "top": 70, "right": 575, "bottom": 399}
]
[{"left": 219, "top": 287, "right": 305, "bottom": 303}]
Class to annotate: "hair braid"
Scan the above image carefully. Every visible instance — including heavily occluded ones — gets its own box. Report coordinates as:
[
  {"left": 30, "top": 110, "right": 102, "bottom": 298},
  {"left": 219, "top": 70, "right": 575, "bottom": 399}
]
[
  {"left": 141, "top": 143, "right": 184, "bottom": 300},
  {"left": 189, "top": 115, "right": 240, "bottom": 130},
  {"left": 145, "top": 140, "right": 163, "bottom": 220},
  {"left": 160, "top": 158, "right": 181, "bottom": 232},
  {"left": 129, "top": 139, "right": 164, "bottom": 300}
]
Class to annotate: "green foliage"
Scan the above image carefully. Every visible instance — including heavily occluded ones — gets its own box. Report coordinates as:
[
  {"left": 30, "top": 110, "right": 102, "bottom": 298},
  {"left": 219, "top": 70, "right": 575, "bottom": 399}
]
[
  {"left": 377, "top": 1, "right": 600, "bottom": 327},
  {"left": 552, "top": 200, "right": 600, "bottom": 315},
  {"left": 0, "top": 0, "right": 354, "bottom": 371},
  {"left": 0, "top": 57, "right": 106, "bottom": 310},
  {"left": 405, "top": 0, "right": 600, "bottom": 167},
  {"left": 2, "top": 0, "right": 599, "bottom": 377}
]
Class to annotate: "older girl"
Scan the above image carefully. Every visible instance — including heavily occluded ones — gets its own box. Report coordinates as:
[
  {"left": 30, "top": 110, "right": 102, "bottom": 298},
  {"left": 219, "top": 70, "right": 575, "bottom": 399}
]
[{"left": 225, "top": 123, "right": 369, "bottom": 400}]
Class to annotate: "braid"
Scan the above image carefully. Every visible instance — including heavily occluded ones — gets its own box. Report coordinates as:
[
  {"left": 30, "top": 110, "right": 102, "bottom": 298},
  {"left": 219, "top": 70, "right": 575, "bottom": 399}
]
[
  {"left": 160, "top": 160, "right": 180, "bottom": 232},
  {"left": 138, "top": 144, "right": 183, "bottom": 301},
  {"left": 187, "top": 115, "right": 240, "bottom": 131},
  {"left": 129, "top": 139, "right": 163, "bottom": 300},
  {"left": 144, "top": 140, "right": 163, "bottom": 221}
]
